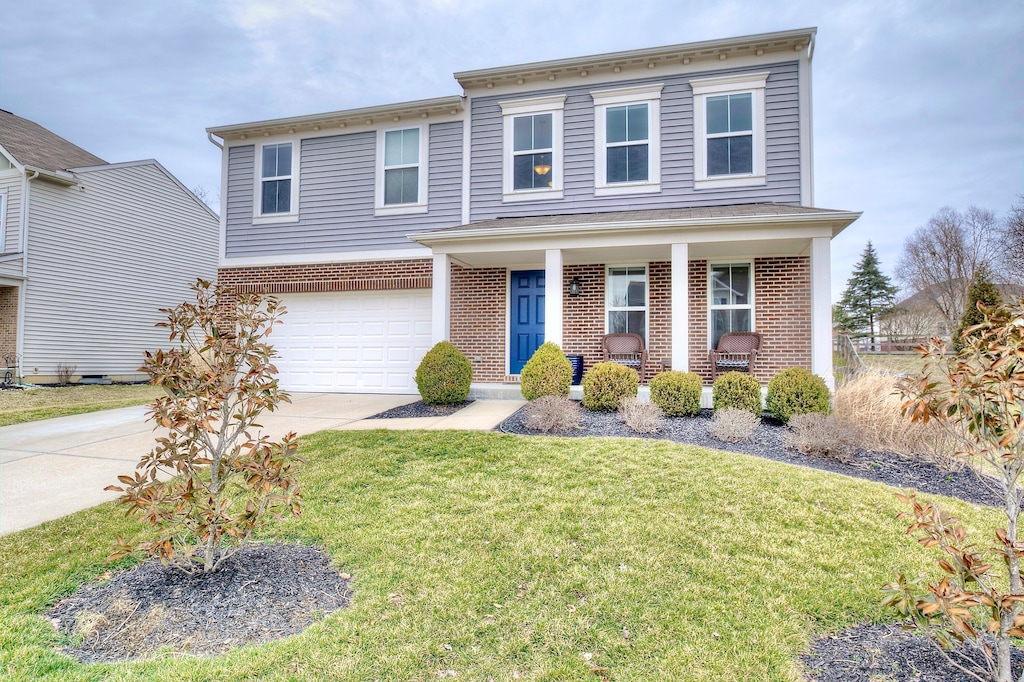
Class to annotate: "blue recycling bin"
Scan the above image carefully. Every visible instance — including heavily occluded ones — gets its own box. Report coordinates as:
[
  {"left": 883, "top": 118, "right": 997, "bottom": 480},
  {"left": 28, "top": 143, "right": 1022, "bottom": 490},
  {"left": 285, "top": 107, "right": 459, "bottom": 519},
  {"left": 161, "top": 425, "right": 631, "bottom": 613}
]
[{"left": 566, "top": 355, "right": 584, "bottom": 386}]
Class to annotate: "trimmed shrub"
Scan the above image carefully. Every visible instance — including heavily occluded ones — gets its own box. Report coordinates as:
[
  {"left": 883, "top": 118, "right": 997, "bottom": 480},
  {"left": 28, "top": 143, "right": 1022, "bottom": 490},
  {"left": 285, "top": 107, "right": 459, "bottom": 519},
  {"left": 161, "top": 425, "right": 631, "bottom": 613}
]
[
  {"left": 712, "top": 371, "right": 762, "bottom": 415},
  {"left": 649, "top": 371, "right": 702, "bottom": 417},
  {"left": 785, "top": 413, "right": 861, "bottom": 463},
  {"left": 709, "top": 407, "right": 761, "bottom": 443},
  {"left": 415, "top": 341, "right": 472, "bottom": 405},
  {"left": 582, "top": 362, "right": 638, "bottom": 412},
  {"left": 765, "top": 367, "right": 831, "bottom": 424},
  {"left": 523, "top": 395, "right": 581, "bottom": 433},
  {"left": 520, "top": 342, "right": 572, "bottom": 400},
  {"left": 618, "top": 397, "right": 663, "bottom": 434}
]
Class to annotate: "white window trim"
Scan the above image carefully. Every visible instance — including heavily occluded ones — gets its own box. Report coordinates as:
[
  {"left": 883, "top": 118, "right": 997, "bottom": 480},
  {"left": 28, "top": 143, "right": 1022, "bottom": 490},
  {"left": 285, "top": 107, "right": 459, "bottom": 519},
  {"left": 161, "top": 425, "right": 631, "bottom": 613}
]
[
  {"left": 691, "top": 71, "right": 769, "bottom": 190},
  {"left": 499, "top": 95, "right": 565, "bottom": 203},
  {"left": 605, "top": 264, "right": 650, "bottom": 343},
  {"left": 0, "top": 191, "right": 6, "bottom": 252},
  {"left": 592, "top": 84, "right": 663, "bottom": 196},
  {"left": 252, "top": 139, "right": 300, "bottom": 224},
  {"left": 375, "top": 124, "right": 429, "bottom": 216},
  {"left": 707, "top": 260, "right": 756, "bottom": 348}
]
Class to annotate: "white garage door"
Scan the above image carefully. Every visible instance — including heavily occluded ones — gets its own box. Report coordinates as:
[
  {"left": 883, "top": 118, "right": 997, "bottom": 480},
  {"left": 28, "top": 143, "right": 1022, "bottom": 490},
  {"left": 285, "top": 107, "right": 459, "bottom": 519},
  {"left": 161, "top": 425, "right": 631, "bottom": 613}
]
[{"left": 272, "top": 290, "right": 432, "bottom": 394}]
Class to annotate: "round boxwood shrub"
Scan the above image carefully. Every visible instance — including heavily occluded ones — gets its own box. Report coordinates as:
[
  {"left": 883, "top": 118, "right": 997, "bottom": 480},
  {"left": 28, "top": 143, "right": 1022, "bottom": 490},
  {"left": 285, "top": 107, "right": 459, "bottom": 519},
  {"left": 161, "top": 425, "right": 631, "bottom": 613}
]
[
  {"left": 649, "top": 371, "right": 702, "bottom": 417},
  {"left": 712, "top": 371, "right": 762, "bottom": 415},
  {"left": 520, "top": 342, "right": 572, "bottom": 400},
  {"left": 582, "top": 361, "right": 638, "bottom": 412},
  {"left": 765, "top": 367, "right": 831, "bottom": 424},
  {"left": 415, "top": 341, "right": 472, "bottom": 405}
]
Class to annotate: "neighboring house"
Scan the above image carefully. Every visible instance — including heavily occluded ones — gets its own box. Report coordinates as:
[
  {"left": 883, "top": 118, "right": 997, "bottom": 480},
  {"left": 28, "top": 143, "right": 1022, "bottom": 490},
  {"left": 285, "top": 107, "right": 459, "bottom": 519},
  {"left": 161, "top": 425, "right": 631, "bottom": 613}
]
[
  {"left": 208, "top": 28, "right": 860, "bottom": 396},
  {"left": 0, "top": 110, "right": 219, "bottom": 383}
]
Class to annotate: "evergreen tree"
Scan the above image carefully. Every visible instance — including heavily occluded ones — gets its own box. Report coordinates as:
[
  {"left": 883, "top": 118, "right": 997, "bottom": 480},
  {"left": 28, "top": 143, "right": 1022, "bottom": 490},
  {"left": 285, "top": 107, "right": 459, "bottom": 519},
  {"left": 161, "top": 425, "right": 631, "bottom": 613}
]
[
  {"left": 953, "top": 262, "right": 1002, "bottom": 352},
  {"left": 837, "top": 242, "right": 898, "bottom": 349}
]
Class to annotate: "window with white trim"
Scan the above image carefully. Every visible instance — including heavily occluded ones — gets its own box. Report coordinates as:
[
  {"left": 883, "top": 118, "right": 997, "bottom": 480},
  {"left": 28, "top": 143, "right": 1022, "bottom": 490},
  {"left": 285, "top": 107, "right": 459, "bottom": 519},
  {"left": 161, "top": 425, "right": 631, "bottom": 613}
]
[
  {"left": 499, "top": 95, "right": 565, "bottom": 201},
  {"left": 258, "top": 142, "right": 296, "bottom": 216},
  {"left": 607, "top": 266, "right": 647, "bottom": 341},
  {"left": 709, "top": 262, "right": 754, "bottom": 348},
  {"left": 592, "top": 84, "right": 662, "bottom": 195},
  {"left": 376, "top": 126, "right": 428, "bottom": 214},
  {"left": 691, "top": 72, "right": 768, "bottom": 190}
]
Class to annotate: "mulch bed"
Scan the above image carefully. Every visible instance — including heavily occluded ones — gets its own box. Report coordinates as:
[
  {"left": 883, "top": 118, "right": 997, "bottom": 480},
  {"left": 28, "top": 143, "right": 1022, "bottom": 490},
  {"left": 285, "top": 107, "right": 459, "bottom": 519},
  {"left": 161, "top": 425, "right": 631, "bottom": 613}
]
[
  {"left": 801, "top": 623, "right": 1024, "bottom": 681},
  {"left": 47, "top": 543, "right": 351, "bottom": 663},
  {"left": 370, "top": 399, "right": 474, "bottom": 419},
  {"left": 498, "top": 407, "right": 998, "bottom": 507}
]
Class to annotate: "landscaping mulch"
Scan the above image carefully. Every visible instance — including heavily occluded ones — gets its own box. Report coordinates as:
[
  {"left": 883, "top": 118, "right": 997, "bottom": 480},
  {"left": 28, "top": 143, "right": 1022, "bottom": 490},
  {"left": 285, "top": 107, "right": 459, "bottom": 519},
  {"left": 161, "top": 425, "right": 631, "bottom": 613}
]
[
  {"left": 370, "top": 399, "right": 474, "bottom": 419},
  {"left": 47, "top": 543, "right": 351, "bottom": 663},
  {"left": 498, "top": 407, "right": 999, "bottom": 507},
  {"left": 801, "top": 623, "right": 1024, "bottom": 681}
]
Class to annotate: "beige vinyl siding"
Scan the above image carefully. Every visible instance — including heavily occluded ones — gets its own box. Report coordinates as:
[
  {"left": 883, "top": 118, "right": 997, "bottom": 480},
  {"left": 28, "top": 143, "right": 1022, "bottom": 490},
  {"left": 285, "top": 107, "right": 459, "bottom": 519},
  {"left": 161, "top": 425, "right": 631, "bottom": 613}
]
[
  {"left": 21, "top": 163, "right": 218, "bottom": 378},
  {"left": 0, "top": 171, "right": 23, "bottom": 254}
]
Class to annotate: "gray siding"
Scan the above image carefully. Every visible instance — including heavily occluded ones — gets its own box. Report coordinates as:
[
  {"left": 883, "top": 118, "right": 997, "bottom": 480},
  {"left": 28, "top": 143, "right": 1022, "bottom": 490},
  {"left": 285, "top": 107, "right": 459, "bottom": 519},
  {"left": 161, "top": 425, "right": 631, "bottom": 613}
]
[
  {"left": 0, "top": 171, "right": 23, "bottom": 254},
  {"left": 225, "top": 120, "right": 463, "bottom": 259},
  {"left": 22, "top": 163, "right": 218, "bottom": 378},
  {"left": 469, "top": 61, "right": 802, "bottom": 221}
]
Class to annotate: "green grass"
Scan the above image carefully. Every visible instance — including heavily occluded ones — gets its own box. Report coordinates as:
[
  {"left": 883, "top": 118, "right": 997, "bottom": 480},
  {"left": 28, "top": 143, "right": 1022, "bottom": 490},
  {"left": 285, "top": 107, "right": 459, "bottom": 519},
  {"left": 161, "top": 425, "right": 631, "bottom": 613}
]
[
  {"left": 0, "top": 384, "right": 162, "bottom": 426},
  {"left": 0, "top": 430, "right": 999, "bottom": 681}
]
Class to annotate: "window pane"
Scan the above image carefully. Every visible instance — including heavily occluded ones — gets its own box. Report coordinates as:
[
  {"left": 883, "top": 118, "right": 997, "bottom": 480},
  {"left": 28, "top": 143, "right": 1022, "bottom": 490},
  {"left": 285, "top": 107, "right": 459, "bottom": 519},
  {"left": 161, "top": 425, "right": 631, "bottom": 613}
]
[
  {"left": 401, "top": 128, "right": 419, "bottom": 165},
  {"left": 513, "top": 116, "right": 533, "bottom": 152},
  {"left": 513, "top": 153, "right": 552, "bottom": 190},
  {"left": 626, "top": 104, "right": 648, "bottom": 141},
  {"left": 533, "top": 114, "right": 552, "bottom": 150},
  {"left": 262, "top": 145, "right": 277, "bottom": 178},
  {"left": 401, "top": 166, "right": 418, "bottom": 202},
  {"left": 707, "top": 137, "right": 730, "bottom": 176},
  {"left": 607, "top": 146, "right": 627, "bottom": 183},
  {"left": 729, "top": 93, "right": 752, "bottom": 132},
  {"left": 729, "top": 135, "right": 753, "bottom": 174},
  {"left": 276, "top": 143, "right": 291, "bottom": 177},
  {"left": 262, "top": 178, "right": 290, "bottom": 214},
  {"left": 625, "top": 278, "right": 645, "bottom": 307},
  {"left": 627, "top": 310, "right": 646, "bottom": 338},
  {"left": 707, "top": 96, "right": 729, "bottom": 134},
  {"left": 607, "top": 106, "right": 627, "bottom": 144},
  {"left": 609, "top": 310, "right": 628, "bottom": 334},
  {"left": 731, "top": 264, "right": 750, "bottom": 305},
  {"left": 607, "top": 266, "right": 646, "bottom": 307},
  {"left": 711, "top": 267, "right": 731, "bottom": 305},
  {"left": 626, "top": 144, "right": 649, "bottom": 182},
  {"left": 385, "top": 168, "right": 419, "bottom": 204},
  {"left": 384, "top": 130, "right": 403, "bottom": 166}
]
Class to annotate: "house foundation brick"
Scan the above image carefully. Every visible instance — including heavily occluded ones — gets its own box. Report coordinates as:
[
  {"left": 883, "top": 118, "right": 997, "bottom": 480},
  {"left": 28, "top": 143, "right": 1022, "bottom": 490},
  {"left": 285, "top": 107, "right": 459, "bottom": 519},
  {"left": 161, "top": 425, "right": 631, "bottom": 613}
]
[{"left": 449, "top": 265, "right": 507, "bottom": 383}]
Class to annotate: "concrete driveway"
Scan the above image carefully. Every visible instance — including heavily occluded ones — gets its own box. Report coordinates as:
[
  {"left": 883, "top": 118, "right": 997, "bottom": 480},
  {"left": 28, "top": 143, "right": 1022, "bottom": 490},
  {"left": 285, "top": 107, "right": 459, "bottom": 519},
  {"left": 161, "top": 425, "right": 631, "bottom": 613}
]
[{"left": 0, "top": 393, "right": 433, "bottom": 536}]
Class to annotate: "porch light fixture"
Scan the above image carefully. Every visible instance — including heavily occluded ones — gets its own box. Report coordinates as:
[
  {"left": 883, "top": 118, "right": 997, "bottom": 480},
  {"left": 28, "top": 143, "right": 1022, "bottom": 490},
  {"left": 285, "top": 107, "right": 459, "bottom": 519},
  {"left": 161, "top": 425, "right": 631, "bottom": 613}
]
[
  {"left": 568, "top": 277, "right": 582, "bottom": 297},
  {"left": 533, "top": 163, "right": 552, "bottom": 176}
]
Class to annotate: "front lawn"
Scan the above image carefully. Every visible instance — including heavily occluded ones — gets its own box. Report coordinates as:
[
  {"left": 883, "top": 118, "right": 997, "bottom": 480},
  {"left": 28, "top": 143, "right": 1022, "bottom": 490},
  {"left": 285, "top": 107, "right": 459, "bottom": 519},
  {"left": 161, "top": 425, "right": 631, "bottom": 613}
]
[
  {"left": 0, "top": 430, "right": 997, "bottom": 680},
  {"left": 0, "top": 384, "right": 162, "bottom": 426}
]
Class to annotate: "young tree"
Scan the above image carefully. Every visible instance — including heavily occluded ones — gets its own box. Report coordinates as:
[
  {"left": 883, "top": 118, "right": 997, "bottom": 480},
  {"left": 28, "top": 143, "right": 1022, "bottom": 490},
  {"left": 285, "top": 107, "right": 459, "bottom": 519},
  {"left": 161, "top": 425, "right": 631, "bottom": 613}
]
[
  {"left": 836, "top": 241, "right": 898, "bottom": 349},
  {"left": 1002, "top": 196, "right": 1024, "bottom": 282},
  {"left": 885, "top": 298, "right": 1024, "bottom": 682},
  {"left": 107, "top": 280, "right": 302, "bottom": 574},
  {"left": 953, "top": 262, "right": 1002, "bottom": 352},
  {"left": 896, "top": 206, "right": 1003, "bottom": 336}
]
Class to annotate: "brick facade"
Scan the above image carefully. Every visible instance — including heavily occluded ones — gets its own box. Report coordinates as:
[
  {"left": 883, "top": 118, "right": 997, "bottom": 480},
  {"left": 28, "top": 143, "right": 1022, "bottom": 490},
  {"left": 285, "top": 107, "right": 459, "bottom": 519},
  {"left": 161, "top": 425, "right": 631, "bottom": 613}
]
[
  {"left": 218, "top": 259, "right": 432, "bottom": 294},
  {"left": 218, "top": 255, "right": 812, "bottom": 386},
  {"left": 0, "top": 286, "right": 17, "bottom": 359}
]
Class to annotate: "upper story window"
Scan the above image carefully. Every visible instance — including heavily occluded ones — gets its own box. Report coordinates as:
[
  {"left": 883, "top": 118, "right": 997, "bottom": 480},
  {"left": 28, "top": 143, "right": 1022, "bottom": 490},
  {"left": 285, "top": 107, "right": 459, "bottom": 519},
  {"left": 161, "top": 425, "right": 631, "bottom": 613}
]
[
  {"left": 709, "top": 262, "right": 754, "bottom": 348},
  {"left": 260, "top": 142, "right": 292, "bottom": 214},
  {"left": 255, "top": 141, "right": 299, "bottom": 223},
  {"left": 592, "top": 84, "right": 662, "bottom": 196},
  {"left": 690, "top": 71, "right": 768, "bottom": 190},
  {"left": 376, "top": 126, "right": 428, "bottom": 215},
  {"left": 499, "top": 95, "right": 565, "bottom": 202},
  {"left": 606, "top": 265, "right": 647, "bottom": 341}
]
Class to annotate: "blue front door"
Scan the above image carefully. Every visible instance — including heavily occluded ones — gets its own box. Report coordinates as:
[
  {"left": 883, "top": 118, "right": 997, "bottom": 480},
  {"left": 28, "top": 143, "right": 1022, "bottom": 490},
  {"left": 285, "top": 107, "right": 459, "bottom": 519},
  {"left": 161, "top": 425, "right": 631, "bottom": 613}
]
[{"left": 510, "top": 270, "right": 545, "bottom": 374}]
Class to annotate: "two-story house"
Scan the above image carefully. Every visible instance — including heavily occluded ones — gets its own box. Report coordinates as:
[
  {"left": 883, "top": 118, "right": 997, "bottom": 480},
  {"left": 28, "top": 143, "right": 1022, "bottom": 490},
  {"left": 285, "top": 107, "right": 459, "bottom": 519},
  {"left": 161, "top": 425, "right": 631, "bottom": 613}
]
[
  {"left": 208, "top": 28, "right": 860, "bottom": 398},
  {"left": 0, "top": 110, "right": 218, "bottom": 384}
]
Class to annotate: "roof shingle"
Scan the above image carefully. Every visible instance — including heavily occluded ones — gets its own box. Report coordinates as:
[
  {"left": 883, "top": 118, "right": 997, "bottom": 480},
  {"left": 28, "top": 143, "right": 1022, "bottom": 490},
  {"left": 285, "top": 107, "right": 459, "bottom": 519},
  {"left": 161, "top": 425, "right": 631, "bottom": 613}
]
[{"left": 0, "top": 110, "right": 106, "bottom": 172}]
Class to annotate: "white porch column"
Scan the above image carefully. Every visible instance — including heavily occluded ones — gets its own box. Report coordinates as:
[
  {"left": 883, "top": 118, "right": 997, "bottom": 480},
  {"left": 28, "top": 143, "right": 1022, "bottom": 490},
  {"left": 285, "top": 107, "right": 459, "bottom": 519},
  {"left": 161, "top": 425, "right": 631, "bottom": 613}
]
[
  {"left": 671, "top": 243, "right": 689, "bottom": 371},
  {"left": 810, "top": 236, "right": 834, "bottom": 389},
  {"left": 544, "top": 249, "right": 563, "bottom": 347},
  {"left": 431, "top": 253, "right": 451, "bottom": 344}
]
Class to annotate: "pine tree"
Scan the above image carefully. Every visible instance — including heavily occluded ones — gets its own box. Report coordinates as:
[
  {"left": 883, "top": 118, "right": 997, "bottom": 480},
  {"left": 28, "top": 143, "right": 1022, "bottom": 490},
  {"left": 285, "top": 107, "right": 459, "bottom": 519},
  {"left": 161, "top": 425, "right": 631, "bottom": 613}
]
[
  {"left": 953, "top": 262, "right": 1002, "bottom": 352},
  {"left": 837, "top": 242, "right": 899, "bottom": 349}
]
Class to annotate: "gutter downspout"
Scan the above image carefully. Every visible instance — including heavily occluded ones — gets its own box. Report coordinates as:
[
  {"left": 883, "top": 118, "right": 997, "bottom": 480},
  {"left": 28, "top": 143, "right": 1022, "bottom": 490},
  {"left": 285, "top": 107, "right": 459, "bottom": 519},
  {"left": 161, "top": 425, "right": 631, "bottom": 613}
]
[
  {"left": 206, "top": 132, "right": 223, "bottom": 150},
  {"left": 16, "top": 170, "right": 38, "bottom": 377}
]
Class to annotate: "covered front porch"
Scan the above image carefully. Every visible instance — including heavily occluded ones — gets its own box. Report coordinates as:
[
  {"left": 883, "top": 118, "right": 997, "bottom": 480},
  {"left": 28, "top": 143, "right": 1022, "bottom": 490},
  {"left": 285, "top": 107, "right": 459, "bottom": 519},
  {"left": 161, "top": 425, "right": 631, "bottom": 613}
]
[{"left": 409, "top": 205, "right": 860, "bottom": 391}]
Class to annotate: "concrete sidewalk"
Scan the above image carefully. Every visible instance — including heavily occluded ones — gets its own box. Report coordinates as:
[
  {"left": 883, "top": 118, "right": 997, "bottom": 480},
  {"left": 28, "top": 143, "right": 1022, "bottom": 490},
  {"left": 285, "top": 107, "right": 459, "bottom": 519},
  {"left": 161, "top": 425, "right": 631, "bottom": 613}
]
[{"left": 0, "top": 393, "right": 523, "bottom": 536}]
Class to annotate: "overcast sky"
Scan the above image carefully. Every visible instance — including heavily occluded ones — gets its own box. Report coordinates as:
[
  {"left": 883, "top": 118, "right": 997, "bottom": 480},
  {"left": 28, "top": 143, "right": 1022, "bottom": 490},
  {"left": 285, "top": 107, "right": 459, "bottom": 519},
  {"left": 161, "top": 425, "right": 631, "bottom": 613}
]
[{"left": 2, "top": 0, "right": 1021, "bottom": 300}]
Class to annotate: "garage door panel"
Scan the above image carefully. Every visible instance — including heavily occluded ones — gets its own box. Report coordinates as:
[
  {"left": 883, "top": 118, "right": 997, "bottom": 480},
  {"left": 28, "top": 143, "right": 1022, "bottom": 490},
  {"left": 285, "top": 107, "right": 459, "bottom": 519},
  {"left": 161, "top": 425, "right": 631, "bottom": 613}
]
[{"left": 273, "top": 290, "right": 432, "bottom": 394}]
